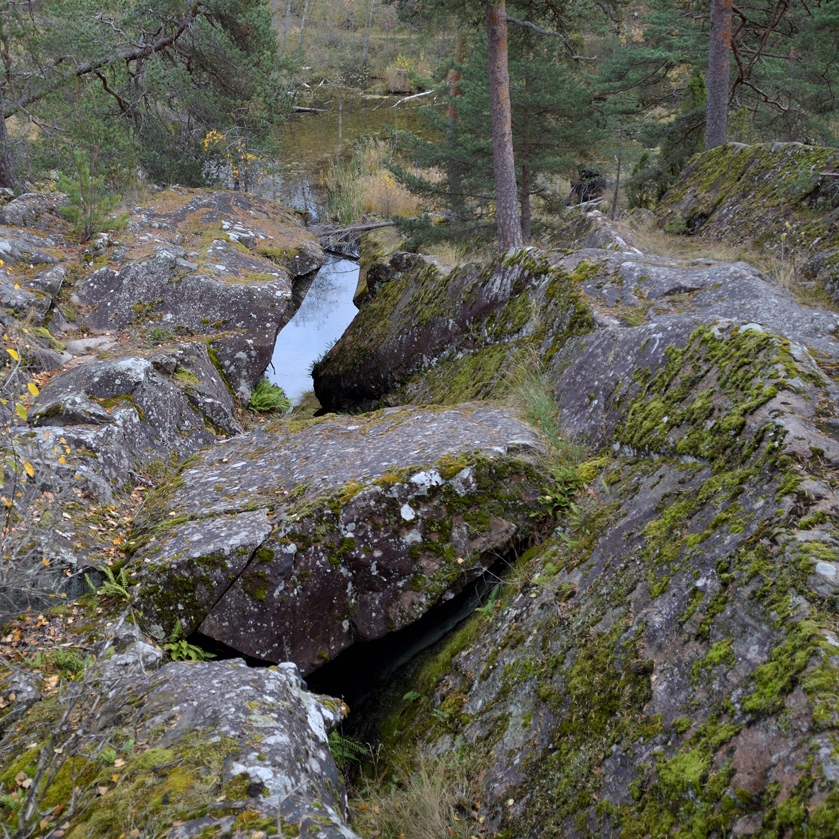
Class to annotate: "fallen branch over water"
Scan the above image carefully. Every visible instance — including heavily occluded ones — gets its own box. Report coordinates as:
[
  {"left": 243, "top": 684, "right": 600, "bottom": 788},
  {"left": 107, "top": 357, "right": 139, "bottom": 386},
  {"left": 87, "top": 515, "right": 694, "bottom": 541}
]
[
  {"left": 315, "top": 220, "right": 396, "bottom": 243},
  {"left": 391, "top": 90, "right": 433, "bottom": 107}
]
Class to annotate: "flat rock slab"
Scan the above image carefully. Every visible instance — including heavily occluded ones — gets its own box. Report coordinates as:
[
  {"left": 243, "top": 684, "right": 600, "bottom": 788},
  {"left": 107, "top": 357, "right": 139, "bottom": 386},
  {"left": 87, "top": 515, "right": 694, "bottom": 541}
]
[{"left": 132, "top": 404, "right": 551, "bottom": 674}]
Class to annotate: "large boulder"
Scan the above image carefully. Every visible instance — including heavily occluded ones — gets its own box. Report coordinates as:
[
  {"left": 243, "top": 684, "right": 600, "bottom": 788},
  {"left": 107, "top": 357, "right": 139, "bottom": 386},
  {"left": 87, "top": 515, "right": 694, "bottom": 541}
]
[
  {"left": 312, "top": 238, "right": 839, "bottom": 836},
  {"left": 73, "top": 189, "right": 324, "bottom": 401},
  {"left": 0, "top": 645, "right": 359, "bottom": 838},
  {"left": 131, "top": 404, "right": 553, "bottom": 674},
  {"left": 313, "top": 249, "right": 593, "bottom": 412}
]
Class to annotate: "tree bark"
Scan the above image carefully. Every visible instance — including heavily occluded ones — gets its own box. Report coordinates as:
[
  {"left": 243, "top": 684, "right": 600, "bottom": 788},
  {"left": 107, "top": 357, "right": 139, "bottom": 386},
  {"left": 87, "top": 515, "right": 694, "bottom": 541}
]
[
  {"left": 296, "top": 0, "right": 311, "bottom": 57},
  {"left": 279, "top": 0, "right": 293, "bottom": 59},
  {"left": 362, "top": 0, "right": 376, "bottom": 67},
  {"left": 487, "top": 1, "right": 522, "bottom": 251},
  {"left": 611, "top": 117, "right": 623, "bottom": 220},
  {"left": 705, "top": 0, "right": 733, "bottom": 150}
]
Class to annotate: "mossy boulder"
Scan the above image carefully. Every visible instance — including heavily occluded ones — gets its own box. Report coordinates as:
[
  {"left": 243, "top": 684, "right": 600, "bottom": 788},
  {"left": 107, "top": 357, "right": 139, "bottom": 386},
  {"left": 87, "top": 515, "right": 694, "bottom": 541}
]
[
  {"left": 313, "top": 249, "right": 593, "bottom": 412},
  {"left": 657, "top": 142, "right": 839, "bottom": 301},
  {"left": 0, "top": 653, "right": 358, "bottom": 839},
  {"left": 131, "top": 404, "right": 554, "bottom": 675},
  {"left": 73, "top": 189, "right": 324, "bottom": 402},
  {"left": 311, "top": 222, "right": 839, "bottom": 835},
  {"left": 345, "top": 284, "right": 839, "bottom": 838}
]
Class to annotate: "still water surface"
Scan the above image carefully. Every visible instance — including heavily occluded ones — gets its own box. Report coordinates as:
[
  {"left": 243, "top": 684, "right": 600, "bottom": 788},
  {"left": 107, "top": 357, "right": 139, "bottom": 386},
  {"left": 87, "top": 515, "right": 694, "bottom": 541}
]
[
  {"left": 264, "top": 88, "right": 425, "bottom": 402},
  {"left": 266, "top": 255, "right": 360, "bottom": 403}
]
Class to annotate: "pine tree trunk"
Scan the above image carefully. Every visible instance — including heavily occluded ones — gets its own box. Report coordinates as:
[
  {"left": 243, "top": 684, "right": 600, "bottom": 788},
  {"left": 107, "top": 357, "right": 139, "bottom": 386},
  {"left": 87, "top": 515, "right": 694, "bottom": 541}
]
[
  {"left": 0, "top": 115, "right": 18, "bottom": 192},
  {"left": 296, "top": 0, "right": 310, "bottom": 57},
  {"left": 486, "top": 1, "right": 522, "bottom": 252},
  {"left": 362, "top": 0, "right": 376, "bottom": 67},
  {"left": 705, "top": 0, "right": 733, "bottom": 150}
]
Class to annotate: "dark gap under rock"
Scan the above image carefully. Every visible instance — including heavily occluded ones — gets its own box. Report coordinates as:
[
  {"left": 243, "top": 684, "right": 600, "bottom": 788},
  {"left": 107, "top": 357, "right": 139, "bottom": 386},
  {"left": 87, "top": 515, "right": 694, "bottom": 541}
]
[
  {"left": 306, "top": 553, "right": 513, "bottom": 708},
  {"left": 187, "top": 553, "right": 514, "bottom": 710}
]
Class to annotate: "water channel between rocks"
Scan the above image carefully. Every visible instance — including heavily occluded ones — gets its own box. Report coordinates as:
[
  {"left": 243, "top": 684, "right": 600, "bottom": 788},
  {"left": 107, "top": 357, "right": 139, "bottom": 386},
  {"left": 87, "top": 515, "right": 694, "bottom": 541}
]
[
  {"left": 261, "top": 87, "right": 425, "bottom": 402},
  {"left": 266, "top": 254, "right": 360, "bottom": 403}
]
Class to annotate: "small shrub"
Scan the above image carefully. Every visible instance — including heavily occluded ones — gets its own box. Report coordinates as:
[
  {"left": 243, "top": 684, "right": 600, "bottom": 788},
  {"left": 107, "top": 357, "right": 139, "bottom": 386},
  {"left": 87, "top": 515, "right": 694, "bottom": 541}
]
[
  {"left": 664, "top": 216, "right": 689, "bottom": 235},
  {"left": 58, "top": 149, "right": 129, "bottom": 243},
  {"left": 248, "top": 379, "right": 292, "bottom": 413},
  {"left": 145, "top": 326, "right": 175, "bottom": 347}
]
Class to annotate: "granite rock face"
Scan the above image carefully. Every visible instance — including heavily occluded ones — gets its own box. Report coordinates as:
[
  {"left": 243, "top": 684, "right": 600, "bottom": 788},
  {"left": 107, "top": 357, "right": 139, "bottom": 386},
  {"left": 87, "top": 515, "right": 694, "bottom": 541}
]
[
  {"left": 74, "top": 189, "right": 324, "bottom": 401},
  {"left": 132, "top": 404, "right": 552, "bottom": 674},
  {"left": 0, "top": 187, "right": 321, "bottom": 614},
  {"left": 313, "top": 233, "right": 839, "bottom": 836}
]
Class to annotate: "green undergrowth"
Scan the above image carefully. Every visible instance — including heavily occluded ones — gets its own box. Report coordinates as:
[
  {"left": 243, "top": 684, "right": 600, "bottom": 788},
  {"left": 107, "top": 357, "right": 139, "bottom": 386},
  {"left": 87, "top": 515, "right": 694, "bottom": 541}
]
[{"left": 248, "top": 378, "right": 292, "bottom": 413}]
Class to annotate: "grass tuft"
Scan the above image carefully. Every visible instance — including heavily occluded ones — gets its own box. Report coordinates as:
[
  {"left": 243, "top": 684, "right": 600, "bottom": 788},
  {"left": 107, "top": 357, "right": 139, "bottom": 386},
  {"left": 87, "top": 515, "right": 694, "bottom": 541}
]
[{"left": 350, "top": 752, "right": 478, "bottom": 839}]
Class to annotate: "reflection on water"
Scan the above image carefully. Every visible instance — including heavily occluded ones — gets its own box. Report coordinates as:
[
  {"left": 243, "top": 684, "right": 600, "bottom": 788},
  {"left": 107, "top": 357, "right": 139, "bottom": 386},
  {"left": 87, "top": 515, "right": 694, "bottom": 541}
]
[
  {"left": 267, "top": 256, "right": 360, "bottom": 403},
  {"left": 260, "top": 86, "right": 427, "bottom": 219}
]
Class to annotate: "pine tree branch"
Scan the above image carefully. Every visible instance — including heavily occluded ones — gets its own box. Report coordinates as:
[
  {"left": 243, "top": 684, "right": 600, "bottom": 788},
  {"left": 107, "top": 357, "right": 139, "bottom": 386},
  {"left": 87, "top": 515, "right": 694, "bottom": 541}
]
[
  {"left": 2, "top": 4, "right": 201, "bottom": 118},
  {"left": 504, "top": 15, "right": 597, "bottom": 61}
]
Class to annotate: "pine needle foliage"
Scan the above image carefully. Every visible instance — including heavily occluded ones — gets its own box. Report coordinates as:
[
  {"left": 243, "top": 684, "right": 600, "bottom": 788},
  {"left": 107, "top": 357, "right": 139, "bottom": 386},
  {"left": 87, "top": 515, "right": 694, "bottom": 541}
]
[{"left": 58, "top": 150, "right": 128, "bottom": 243}]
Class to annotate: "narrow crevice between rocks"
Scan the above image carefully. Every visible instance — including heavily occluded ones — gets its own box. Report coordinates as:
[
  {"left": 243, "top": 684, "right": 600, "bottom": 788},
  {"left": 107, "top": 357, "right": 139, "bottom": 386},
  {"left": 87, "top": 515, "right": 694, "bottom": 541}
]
[
  {"left": 186, "top": 552, "right": 516, "bottom": 709},
  {"left": 306, "top": 553, "right": 515, "bottom": 708}
]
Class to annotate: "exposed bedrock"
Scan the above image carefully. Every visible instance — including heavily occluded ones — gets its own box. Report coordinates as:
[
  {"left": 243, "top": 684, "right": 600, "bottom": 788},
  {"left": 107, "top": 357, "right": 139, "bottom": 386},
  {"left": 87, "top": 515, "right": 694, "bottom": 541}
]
[
  {"left": 131, "top": 404, "right": 553, "bottom": 675},
  {"left": 73, "top": 189, "right": 324, "bottom": 402},
  {"left": 657, "top": 142, "right": 839, "bottom": 303},
  {"left": 0, "top": 187, "right": 322, "bottom": 613},
  {"left": 312, "top": 236, "right": 839, "bottom": 836}
]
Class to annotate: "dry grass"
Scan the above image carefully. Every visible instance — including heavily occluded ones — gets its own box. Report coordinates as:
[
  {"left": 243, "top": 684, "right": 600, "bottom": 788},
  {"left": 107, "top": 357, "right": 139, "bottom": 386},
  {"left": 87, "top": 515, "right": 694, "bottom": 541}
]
[
  {"left": 503, "top": 351, "right": 588, "bottom": 471},
  {"left": 419, "top": 240, "right": 496, "bottom": 266},
  {"left": 324, "top": 138, "right": 420, "bottom": 224},
  {"left": 384, "top": 65, "right": 411, "bottom": 93},
  {"left": 350, "top": 752, "right": 478, "bottom": 839}
]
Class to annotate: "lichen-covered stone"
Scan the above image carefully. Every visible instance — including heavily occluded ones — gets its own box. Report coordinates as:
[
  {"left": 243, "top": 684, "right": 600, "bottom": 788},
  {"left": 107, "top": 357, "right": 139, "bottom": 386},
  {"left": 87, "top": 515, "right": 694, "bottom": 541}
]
[
  {"left": 28, "top": 343, "right": 240, "bottom": 490},
  {"left": 312, "top": 225, "right": 839, "bottom": 836},
  {"left": 131, "top": 404, "right": 553, "bottom": 674},
  {"left": 313, "top": 248, "right": 593, "bottom": 412},
  {"left": 346, "top": 321, "right": 839, "bottom": 838},
  {"left": 0, "top": 654, "right": 359, "bottom": 839}
]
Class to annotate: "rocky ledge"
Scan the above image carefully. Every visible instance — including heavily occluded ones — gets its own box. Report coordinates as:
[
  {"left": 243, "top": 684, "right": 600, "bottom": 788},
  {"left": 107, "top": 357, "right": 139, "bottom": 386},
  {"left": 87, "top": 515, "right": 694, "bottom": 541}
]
[
  {"left": 310, "top": 183, "right": 839, "bottom": 836},
  {"left": 130, "top": 404, "right": 552, "bottom": 674}
]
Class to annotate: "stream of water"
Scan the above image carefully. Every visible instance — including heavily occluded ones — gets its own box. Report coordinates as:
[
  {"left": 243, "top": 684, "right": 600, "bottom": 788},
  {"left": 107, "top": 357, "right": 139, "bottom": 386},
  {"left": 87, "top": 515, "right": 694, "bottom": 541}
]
[
  {"left": 263, "top": 88, "right": 424, "bottom": 403},
  {"left": 267, "top": 255, "right": 360, "bottom": 402}
]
